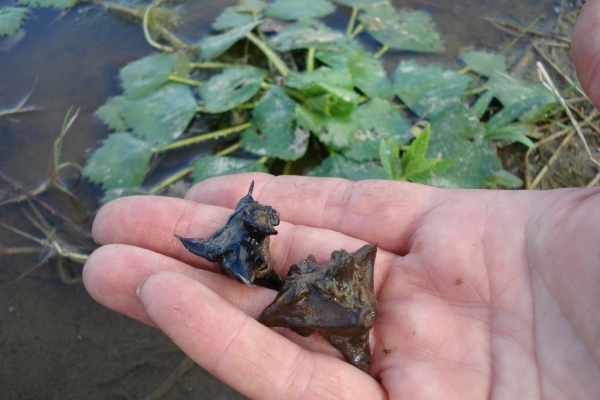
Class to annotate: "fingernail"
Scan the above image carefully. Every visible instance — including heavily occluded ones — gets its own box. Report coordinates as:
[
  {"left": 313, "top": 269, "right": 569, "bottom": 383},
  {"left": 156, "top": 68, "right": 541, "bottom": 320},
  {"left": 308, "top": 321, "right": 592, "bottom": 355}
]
[{"left": 136, "top": 276, "right": 150, "bottom": 298}]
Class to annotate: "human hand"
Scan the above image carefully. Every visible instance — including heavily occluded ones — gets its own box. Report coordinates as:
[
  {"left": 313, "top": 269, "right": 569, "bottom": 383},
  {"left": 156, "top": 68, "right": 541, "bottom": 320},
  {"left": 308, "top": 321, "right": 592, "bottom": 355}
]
[
  {"left": 83, "top": 173, "right": 600, "bottom": 399},
  {"left": 573, "top": 0, "right": 600, "bottom": 110}
]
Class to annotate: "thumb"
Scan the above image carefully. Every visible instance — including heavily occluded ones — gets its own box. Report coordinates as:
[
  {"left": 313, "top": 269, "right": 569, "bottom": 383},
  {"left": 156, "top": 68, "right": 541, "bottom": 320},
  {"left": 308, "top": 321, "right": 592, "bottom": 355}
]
[{"left": 572, "top": 0, "right": 600, "bottom": 110}]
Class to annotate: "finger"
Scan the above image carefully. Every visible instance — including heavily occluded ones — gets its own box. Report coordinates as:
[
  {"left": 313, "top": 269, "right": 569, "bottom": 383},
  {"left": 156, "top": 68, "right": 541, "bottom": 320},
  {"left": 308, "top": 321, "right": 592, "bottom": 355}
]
[
  {"left": 572, "top": 0, "right": 600, "bottom": 109},
  {"left": 82, "top": 244, "right": 361, "bottom": 357},
  {"left": 137, "top": 270, "right": 386, "bottom": 400},
  {"left": 184, "top": 173, "right": 437, "bottom": 254},
  {"left": 92, "top": 195, "right": 397, "bottom": 291}
]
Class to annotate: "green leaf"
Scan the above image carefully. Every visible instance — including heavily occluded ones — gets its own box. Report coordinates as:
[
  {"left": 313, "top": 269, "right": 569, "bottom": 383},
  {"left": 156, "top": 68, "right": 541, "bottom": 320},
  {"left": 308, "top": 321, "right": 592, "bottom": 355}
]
[
  {"left": 235, "top": 0, "right": 267, "bottom": 13},
  {"left": 120, "top": 52, "right": 190, "bottom": 100},
  {"left": 18, "top": 0, "right": 76, "bottom": 8},
  {"left": 241, "top": 87, "right": 309, "bottom": 161},
  {"left": 484, "top": 123, "right": 535, "bottom": 148},
  {"left": 83, "top": 133, "right": 153, "bottom": 190},
  {"left": 302, "top": 83, "right": 359, "bottom": 117},
  {"left": 393, "top": 60, "right": 471, "bottom": 118},
  {"left": 286, "top": 67, "right": 353, "bottom": 91},
  {"left": 344, "top": 98, "right": 411, "bottom": 161},
  {"left": 121, "top": 83, "right": 197, "bottom": 145},
  {"left": 191, "top": 156, "right": 267, "bottom": 183},
  {"left": 308, "top": 154, "right": 388, "bottom": 180},
  {"left": 0, "top": 7, "right": 28, "bottom": 37},
  {"left": 265, "top": 0, "right": 335, "bottom": 21},
  {"left": 212, "top": 7, "right": 255, "bottom": 31},
  {"left": 486, "top": 170, "right": 523, "bottom": 189},
  {"left": 268, "top": 20, "right": 346, "bottom": 52},
  {"left": 486, "top": 71, "right": 555, "bottom": 121},
  {"left": 316, "top": 44, "right": 392, "bottom": 99},
  {"left": 332, "top": 0, "right": 389, "bottom": 8},
  {"left": 295, "top": 105, "right": 357, "bottom": 150},
  {"left": 379, "top": 139, "right": 400, "bottom": 179},
  {"left": 472, "top": 88, "right": 496, "bottom": 118},
  {"left": 100, "top": 187, "right": 148, "bottom": 205},
  {"left": 399, "top": 126, "right": 452, "bottom": 182},
  {"left": 95, "top": 96, "right": 128, "bottom": 131},
  {"left": 359, "top": 5, "right": 443, "bottom": 52},
  {"left": 426, "top": 104, "right": 502, "bottom": 188},
  {"left": 199, "top": 65, "right": 267, "bottom": 113},
  {"left": 460, "top": 51, "right": 506, "bottom": 77},
  {"left": 198, "top": 21, "right": 260, "bottom": 62}
]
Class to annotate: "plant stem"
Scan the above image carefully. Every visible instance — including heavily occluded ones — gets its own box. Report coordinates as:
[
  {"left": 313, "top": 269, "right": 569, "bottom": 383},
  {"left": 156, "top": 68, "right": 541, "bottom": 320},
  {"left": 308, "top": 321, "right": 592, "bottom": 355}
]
[
  {"left": 148, "top": 166, "right": 193, "bottom": 194},
  {"left": 374, "top": 45, "right": 389, "bottom": 58},
  {"left": 143, "top": 3, "right": 174, "bottom": 52},
  {"left": 282, "top": 161, "right": 293, "bottom": 175},
  {"left": 306, "top": 48, "right": 316, "bottom": 71},
  {"left": 169, "top": 75, "right": 202, "bottom": 86},
  {"left": 153, "top": 123, "right": 251, "bottom": 152},
  {"left": 215, "top": 142, "right": 241, "bottom": 156},
  {"left": 464, "top": 86, "right": 488, "bottom": 96},
  {"left": 245, "top": 32, "right": 290, "bottom": 77},
  {"left": 190, "top": 62, "right": 232, "bottom": 68},
  {"left": 258, "top": 156, "right": 269, "bottom": 164},
  {"left": 346, "top": 7, "right": 359, "bottom": 36},
  {"left": 458, "top": 66, "right": 470, "bottom": 74},
  {"left": 350, "top": 24, "right": 364, "bottom": 39}
]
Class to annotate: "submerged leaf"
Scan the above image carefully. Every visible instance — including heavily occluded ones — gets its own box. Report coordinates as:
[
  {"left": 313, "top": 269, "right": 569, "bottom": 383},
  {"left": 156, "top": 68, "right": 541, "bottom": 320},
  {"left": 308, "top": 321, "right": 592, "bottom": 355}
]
[
  {"left": 393, "top": 60, "right": 471, "bottom": 118},
  {"left": 344, "top": 98, "right": 411, "bottom": 161},
  {"left": 269, "top": 20, "right": 346, "bottom": 51},
  {"left": 460, "top": 51, "right": 506, "bottom": 77},
  {"left": 486, "top": 71, "right": 555, "bottom": 121},
  {"left": 308, "top": 154, "right": 388, "bottom": 180},
  {"left": 235, "top": 0, "right": 267, "bottom": 13},
  {"left": 122, "top": 83, "right": 197, "bottom": 145},
  {"left": 83, "top": 133, "right": 153, "bottom": 190},
  {"left": 426, "top": 103, "right": 501, "bottom": 188},
  {"left": 191, "top": 155, "right": 267, "bottom": 183},
  {"left": 18, "top": 0, "right": 76, "bottom": 8},
  {"left": 359, "top": 5, "right": 443, "bottom": 52},
  {"left": 95, "top": 96, "right": 128, "bottom": 132},
  {"left": 199, "top": 65, "right": 267, "bottom": 113},
  {"left": 212, "top": 7, "right": 255, "bottom": 31},
  {"left": 198, "top": 21, "right": 260, "bottom": 62},
  {"left": 241, "top": 87, "right": 308, "bottom": 161},
  {"left": 0, "top": 7, "right": 28, "bottom": 37},
  {"left": 120, "top": 52, "right": 190, "bottom": 99},
  {"left": 296, "top": 105, "right": 357, "bottom": 150},
  {"left": 316, "top": 44, "right": 392, "bottom": 99},
  {"left": 265, "top": 0, "right": 335, "bottom": 21}
]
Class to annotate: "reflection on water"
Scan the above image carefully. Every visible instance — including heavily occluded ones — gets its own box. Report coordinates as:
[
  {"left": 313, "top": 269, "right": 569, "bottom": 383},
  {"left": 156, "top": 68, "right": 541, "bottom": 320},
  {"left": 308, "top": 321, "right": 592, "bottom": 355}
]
[{"left": 0, "top": 0, "right": 559, "bottom": 398}]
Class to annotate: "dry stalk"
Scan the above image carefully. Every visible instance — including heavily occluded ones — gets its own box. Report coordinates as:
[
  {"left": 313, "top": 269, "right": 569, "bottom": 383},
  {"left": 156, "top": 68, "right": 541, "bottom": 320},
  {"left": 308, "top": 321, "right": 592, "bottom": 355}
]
[{"left": 537, "top": 62, "right": 600, "bottom": 167}]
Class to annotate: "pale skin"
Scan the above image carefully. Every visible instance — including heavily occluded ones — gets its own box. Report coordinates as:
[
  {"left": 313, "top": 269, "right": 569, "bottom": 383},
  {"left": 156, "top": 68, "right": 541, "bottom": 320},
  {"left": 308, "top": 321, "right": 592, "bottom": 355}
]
[{"left": 83, "top": 3, "right": 600, "bottom": 399}]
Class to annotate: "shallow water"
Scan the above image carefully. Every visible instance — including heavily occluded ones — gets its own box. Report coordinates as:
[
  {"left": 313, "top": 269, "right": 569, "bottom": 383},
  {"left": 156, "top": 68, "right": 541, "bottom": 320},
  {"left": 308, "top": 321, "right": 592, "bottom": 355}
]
[{"left": 0, "top": 0, "right": 561, "bottom": 398}]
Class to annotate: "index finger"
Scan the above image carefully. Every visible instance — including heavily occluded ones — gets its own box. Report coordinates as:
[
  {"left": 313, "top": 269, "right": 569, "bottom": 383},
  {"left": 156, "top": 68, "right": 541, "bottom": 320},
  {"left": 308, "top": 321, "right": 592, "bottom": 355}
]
[{"left": 185, "top": 173, "right": 437, "bottom": 255}]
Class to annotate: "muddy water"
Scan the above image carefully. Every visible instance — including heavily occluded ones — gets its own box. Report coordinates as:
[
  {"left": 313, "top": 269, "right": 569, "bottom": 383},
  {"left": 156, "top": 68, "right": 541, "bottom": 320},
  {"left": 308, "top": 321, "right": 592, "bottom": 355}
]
[{"left": 0, "top": 0, "right": 561, "bottom": 398}]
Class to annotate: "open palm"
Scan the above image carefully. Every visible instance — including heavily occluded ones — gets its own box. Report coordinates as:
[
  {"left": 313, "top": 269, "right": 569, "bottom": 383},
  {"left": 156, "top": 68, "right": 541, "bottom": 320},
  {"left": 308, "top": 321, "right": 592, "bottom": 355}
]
[{"left": 83, "top": 174, "right": 600, "bottom": 399}]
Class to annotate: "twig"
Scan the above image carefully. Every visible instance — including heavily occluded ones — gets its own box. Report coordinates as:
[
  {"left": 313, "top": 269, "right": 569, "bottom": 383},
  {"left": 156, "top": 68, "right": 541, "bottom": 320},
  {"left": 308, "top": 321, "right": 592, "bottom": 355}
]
[
  {"left": 529, "top": 130, "right": 576, "bottom": 189},
  {"left": 0, "top": 171, "right": 92, "bottom": 238},
  {"left": 146, "top": 356, "right": 195, "bottom": 400},
  {"left": 537, "top": 62, "right": 600, "bottom": 167},
  {"left": 0, "top": 77, "right": 44, "bottom": 117},
  {"left": 532, "top": 41, "right": 588, "bottom": 99},
  {"left": 587, "top": 171, "right": 600, "bottom": 187},
  {"left": 483, "top": 17, "right": 571, "bottom": 43}
]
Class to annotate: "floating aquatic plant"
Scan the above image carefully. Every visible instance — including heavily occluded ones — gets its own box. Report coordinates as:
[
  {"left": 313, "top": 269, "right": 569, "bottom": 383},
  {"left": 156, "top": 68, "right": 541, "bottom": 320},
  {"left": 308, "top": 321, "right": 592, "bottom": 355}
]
[{"left": 76, "top": 0, "right": 555, "bottom": 201}]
